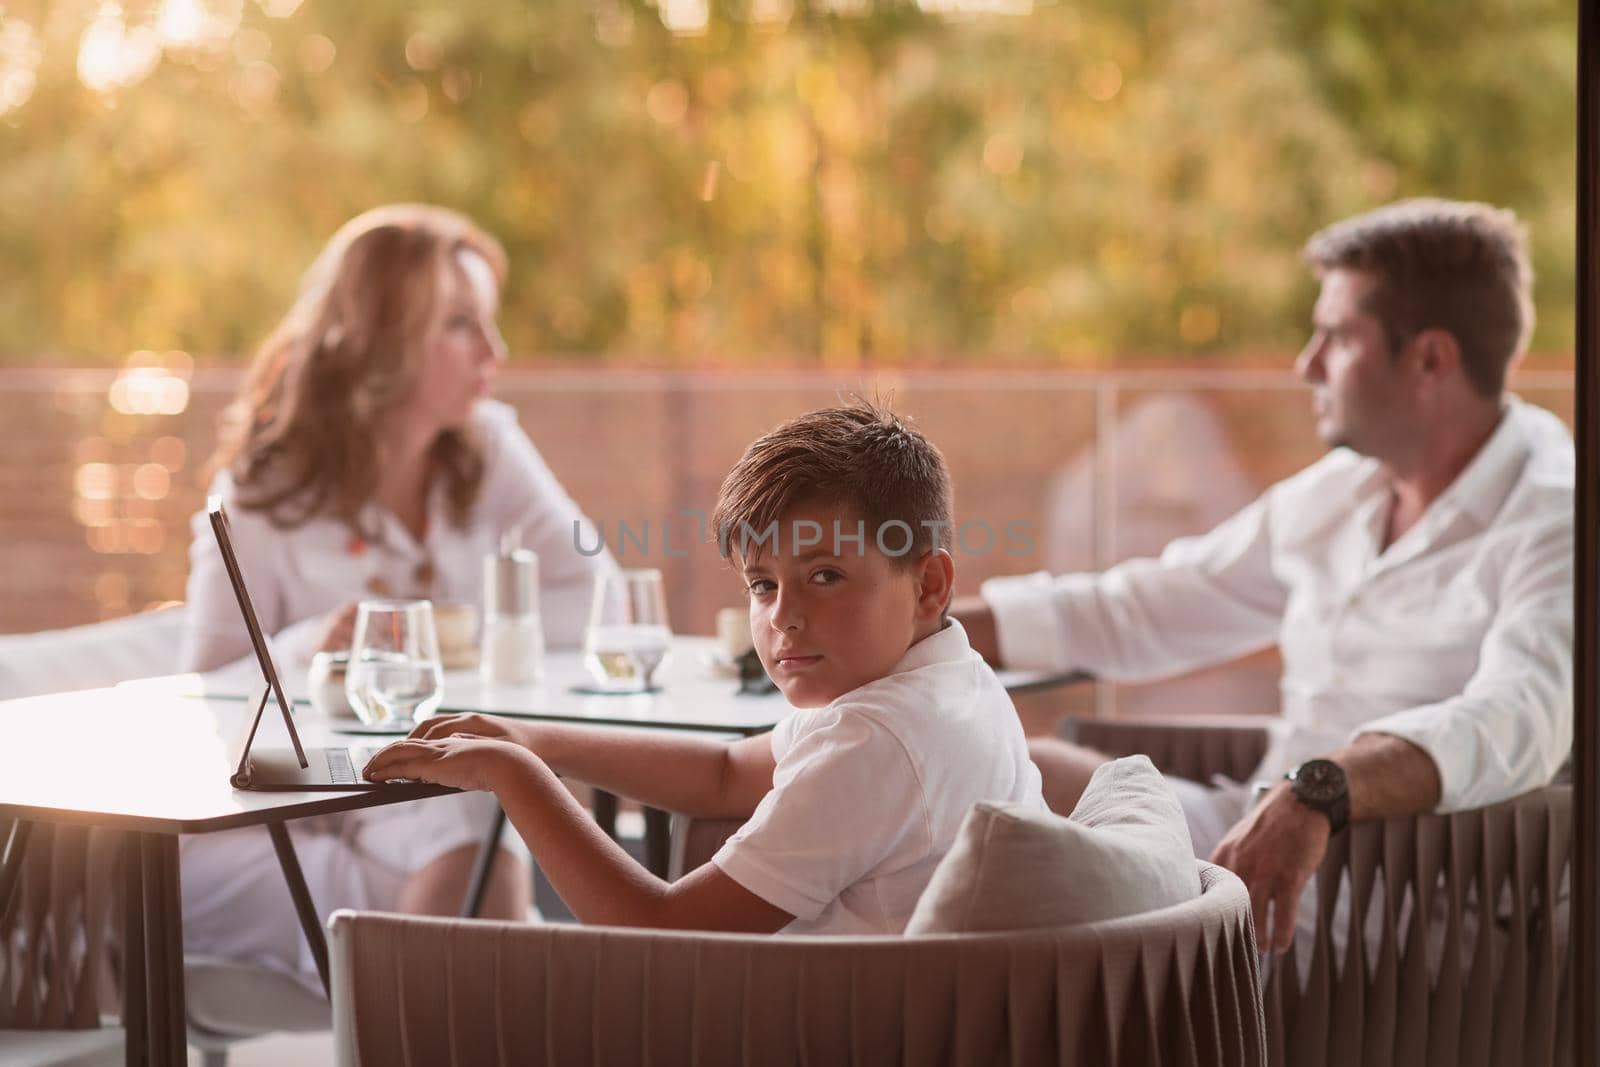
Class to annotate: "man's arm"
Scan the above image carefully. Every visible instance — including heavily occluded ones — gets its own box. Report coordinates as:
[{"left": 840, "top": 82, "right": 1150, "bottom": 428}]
[
  {"left": 363, "top": 737, "right": 793, "bottom": 931},
  {"left": 974, "top": 493, "right": 1288, "bottom": 677},
  {"left": 1210, "top": 732, "right": 1440, "bottom": 953},
  {"left": 408, "top": 714, "right": 775, "bottom": 819}
]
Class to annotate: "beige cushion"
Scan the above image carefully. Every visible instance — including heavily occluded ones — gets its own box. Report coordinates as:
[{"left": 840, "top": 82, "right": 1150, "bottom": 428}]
[{"left": 905, "top": 755, "right": 1200, "bottom": 933}]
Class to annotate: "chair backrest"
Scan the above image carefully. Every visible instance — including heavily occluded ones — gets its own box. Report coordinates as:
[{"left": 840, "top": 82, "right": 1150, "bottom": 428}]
[
  {"left": 330, "top": 861, "right": 1266, "bottom": 1067},
  {"left": 1059, "top": 717, "right": 1575, "bottom": 1067},
  {"left": 1264, "top": 784, "right": 1573, "bottom": 1067},
  {"left": 1068, "top": 715, "right": 1272, "bottom": 786},
  {"left": 0, "top": 606, "right": 186, "bottom": 702},
  {"left": 0, "top": 820, "right": 122, "bottom": 1030}
]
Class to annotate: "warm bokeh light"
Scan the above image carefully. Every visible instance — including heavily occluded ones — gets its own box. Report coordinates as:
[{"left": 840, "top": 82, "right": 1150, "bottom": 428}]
[
  {"left": 159, "top": 0, "right": 243, "bottom": 50},
  {"left": 132, "top": 462, "right": 172, "bottom": 501},
  {"left": 0, "top": 16, "right": 41, "bottom": 117},
  {"left": 404, "top": 30, "right": 442, "bottom": 72},
  {"left": 75, "top": 462, "right": 118, "bottom": 501},
  {"left": 76, "top": 4, "right": 162, "bottom": 94},
  {"left": 659, "top": 0, "right": 709, "bottom": 36},
  {"left": 107, "top": 353, "right": 192, "bottom": 416},
  {"left": 297, "top": 32, "right": 334, "bottom": 73},
  {"left": 917, "top": 0, "right": 1032, "bottom": 14},
  {"left": 72, "top": 497, "right": 114, "bottom": 527},
  {"left": 645, "top": 79, "right": 689, "bottom": 125}
]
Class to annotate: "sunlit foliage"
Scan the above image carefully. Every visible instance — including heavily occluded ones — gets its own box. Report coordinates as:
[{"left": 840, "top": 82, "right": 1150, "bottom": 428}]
[{"left": 0, "top": 0, "right": 1575, "bottom": 366}]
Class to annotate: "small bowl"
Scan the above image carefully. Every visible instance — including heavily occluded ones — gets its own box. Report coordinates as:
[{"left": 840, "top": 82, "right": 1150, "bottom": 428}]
[{"left": 308, "top": 650, "right": 358, "bottom": 720}]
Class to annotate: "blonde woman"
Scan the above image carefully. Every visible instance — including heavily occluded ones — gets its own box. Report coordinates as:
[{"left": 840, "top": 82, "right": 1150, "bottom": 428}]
[{"left": 177, "top": 204, "right": 611, "bottom": 987}]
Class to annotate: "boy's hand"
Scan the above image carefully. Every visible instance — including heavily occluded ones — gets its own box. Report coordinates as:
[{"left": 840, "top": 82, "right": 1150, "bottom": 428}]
[
  {"left": 407, "top": 712, "right": 532, "bottom": 748},
  {"left": 362, "top": 735, "right": 534, "bottom": 793}
]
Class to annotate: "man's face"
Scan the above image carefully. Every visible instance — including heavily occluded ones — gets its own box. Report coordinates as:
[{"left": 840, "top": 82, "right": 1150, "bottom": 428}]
[
  {"left": 1294, "top": 268, "right": 1410, "bottom": 457},
  {"left": 738, "top": 501, "right": 924, "bottom": 709}
]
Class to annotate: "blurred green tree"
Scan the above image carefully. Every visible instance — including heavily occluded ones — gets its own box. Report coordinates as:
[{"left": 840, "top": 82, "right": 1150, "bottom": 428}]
[{"left": 0, "top": 0, "right": 1575, "bottom": 366}]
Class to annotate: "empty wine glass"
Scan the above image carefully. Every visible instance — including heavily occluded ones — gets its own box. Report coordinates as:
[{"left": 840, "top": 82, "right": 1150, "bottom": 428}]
[
  {"left": 583, "top": 569, "right": 672, "bottom": 693},
  {"left": 345, "top": 599, "right": 444, "bottom": 725}
]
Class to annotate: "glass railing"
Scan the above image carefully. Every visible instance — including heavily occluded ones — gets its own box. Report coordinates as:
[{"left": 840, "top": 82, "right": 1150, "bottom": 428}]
[{"left": 1, "top": 364, "right": 1573, "bottom": 721}]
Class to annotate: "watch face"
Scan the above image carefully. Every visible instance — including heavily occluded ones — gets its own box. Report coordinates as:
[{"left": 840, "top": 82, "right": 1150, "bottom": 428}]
[{"left": 1292, "top": 759, "right": 1346, "bottom": 804}]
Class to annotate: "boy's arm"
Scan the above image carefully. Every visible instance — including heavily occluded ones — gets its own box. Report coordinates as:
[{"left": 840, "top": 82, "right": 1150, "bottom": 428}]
[
  {"left": 408, "top": 713, "right": 776, "bottom": 819},
  {"left": 362, "top": 736, "right": 792, "bottom": 931}
]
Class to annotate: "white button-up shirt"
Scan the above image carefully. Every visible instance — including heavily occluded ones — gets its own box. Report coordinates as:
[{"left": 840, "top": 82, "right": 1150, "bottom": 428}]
[
  {"left": 180, "top": 400, "right": 614, "bottom": 672},
  {"left": 982, "top": 397, "right": 1574, "bottom": 812}
]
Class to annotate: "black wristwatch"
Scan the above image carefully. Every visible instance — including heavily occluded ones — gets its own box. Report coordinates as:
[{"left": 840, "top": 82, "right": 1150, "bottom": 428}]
[{"left": 1284, "top": 758, "right": 1350, "bottom": 835}]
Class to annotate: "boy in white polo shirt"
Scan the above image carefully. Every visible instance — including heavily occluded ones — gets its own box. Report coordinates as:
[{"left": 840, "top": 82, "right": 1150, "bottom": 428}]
[{"left": 366, "top": 403, "right": 1043, "bottom": 933}]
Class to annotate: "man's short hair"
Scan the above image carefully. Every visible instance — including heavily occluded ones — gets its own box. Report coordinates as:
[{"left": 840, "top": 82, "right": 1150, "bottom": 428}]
[
  {"left": 711, "top": 402, "right": 954, "bottom": 565},
  {"left": 1302, "top": 198, "right": 1533, "bottom": 398}
]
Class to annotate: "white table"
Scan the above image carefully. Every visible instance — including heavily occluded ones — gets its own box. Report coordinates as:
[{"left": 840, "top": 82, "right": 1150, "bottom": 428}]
[
  {"left": 189, "top": 634, "right": 1077, "bottom": 888},
  {"left": 0, "top": 682, "right": 451, "bottom": 1067},
  {"left": 193, "top": 634, "right": 1076, "bottom": 738}
]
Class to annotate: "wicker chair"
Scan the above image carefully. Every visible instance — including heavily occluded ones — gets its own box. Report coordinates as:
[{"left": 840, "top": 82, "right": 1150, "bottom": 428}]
[
  {"left": 1066, "top": 715, "right": 1574, "bottom": 1067},
  {"left": 330, "top": 859, "right": 1265, "bottom": 1067},
  {"left": 0, "top": 819, "right": 125, "bottom": 1066}
]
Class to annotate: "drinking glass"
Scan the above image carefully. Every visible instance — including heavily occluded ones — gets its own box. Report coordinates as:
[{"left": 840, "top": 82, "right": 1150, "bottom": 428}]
[
  {"left": 344, "top": 599, "right": 445, "bottom": 725},
  {"left": 583, "top": 569, "right": 672, "bottom": 692}
]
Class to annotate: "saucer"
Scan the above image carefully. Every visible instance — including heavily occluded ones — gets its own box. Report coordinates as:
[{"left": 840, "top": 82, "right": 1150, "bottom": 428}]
[
  {"left": 329, "top": 721, "right": 414, "bottom": 735},
  {"left": 569, "top": 684, "right": 664, "bottom": 696}
]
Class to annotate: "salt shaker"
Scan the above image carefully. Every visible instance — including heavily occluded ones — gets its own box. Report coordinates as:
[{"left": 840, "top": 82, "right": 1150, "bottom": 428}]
[{"left": 481, "top": 542, "right": 545, "bottom": 686}]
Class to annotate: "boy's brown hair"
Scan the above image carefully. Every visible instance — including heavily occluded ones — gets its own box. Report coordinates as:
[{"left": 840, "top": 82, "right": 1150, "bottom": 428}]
[
  {"left": 1302, "top": 198, "right": 1532, "bottom": 398},
  {"left": 711, "top": 402, "right": 954, "bottom": 565}
]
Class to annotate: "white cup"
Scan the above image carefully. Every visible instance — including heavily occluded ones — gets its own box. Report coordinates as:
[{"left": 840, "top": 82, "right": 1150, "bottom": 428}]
[
  {"left": 433, "top": 602, "right": 480, "bottom": 669},
  {"left": 716, "top": 606, "right": 753, "bottom": 659},
  {"left": 307, "top": 651, "right": 357, "bottom": 719}
]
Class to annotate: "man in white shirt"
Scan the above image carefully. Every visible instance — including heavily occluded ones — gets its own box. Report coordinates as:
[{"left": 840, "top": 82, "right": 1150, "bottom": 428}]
[{"left": 955, "top": 199, "right": 1574, "bottom": 953}]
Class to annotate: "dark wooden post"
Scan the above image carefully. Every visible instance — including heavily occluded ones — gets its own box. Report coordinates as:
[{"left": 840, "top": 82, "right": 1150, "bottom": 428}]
[{"left": 1573, "top": 2, "right": 1598, "bottom": 1062}]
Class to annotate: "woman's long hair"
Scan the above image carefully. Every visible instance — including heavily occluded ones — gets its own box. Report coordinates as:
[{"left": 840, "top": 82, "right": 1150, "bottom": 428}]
[{"left": 209, "top": 204, "right": 509, "bottom": 538}]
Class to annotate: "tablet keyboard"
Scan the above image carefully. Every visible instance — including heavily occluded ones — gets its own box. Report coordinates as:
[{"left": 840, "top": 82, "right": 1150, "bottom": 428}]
[{"left": 326, "top": 748, "right": 358, "bottom": 784}]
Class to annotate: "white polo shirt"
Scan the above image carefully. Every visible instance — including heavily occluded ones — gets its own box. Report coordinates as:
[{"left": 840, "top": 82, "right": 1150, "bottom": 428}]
[
  {"left": 713, "top": 619, "right": 1044, "bottom": 935},
  {"left": 982, "top": 397, "right": 1574, "bottom": 812}
]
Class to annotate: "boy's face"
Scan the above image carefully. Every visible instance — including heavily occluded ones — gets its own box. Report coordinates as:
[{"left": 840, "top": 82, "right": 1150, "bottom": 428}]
[{"left": 738, "top": 500, "right": 950, "bottom": 708}]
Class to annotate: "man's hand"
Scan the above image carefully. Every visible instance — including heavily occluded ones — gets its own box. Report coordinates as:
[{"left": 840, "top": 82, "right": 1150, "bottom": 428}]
[
  {"left": 1209, "top": 782, "right": 1330, "bottom": 954},
  {"left": 408, "top": 711, "right": 534, "bottom": 749},
  {"left": 363, "top": 735, "right": 534, "bottom": 793}
]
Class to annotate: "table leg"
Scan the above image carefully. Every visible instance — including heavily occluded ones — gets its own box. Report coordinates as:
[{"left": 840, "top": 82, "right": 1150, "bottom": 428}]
[
  {"left": 589, "top": 795, "right": 669, "bottom": 877},
  {"left": 592, "top": 789, "right": 619, "bottom": 839},
  {"left": 123, "top": 833, "right": 186, "bottom": 1067},
  {"left": 0, "top": 818, "right": 32, "bottom": 920},
  {"left": 146, "top": 834, "right": 187, "bottom": 1064},
  {"left": 122, "top": 832, "right": 147, "bottom": 1067},
  {"left": 460, "top": 807, "right": 507, "bottom": 918},
  {"left": 267, "top": 822, "right": 330, "bottom": 997},
  {"left": 644, "top": 806, "right": 671, "bottom": 878}
]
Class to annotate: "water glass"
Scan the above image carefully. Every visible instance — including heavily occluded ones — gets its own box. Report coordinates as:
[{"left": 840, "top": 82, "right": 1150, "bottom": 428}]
[
  {"left": 345, "top": 599, "right": 445, "bottom": 725},
  {"left": 583, "top": 569, "right": 672, "bottom": 692}
]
